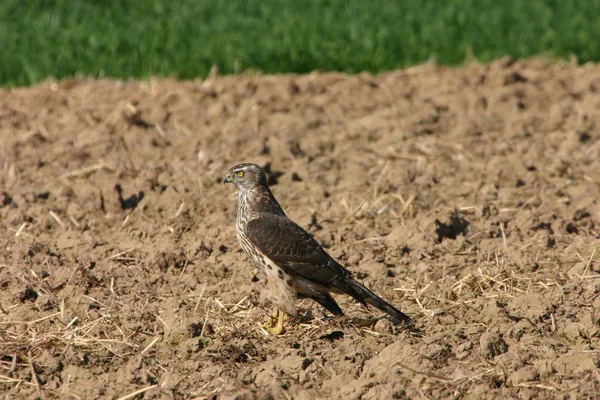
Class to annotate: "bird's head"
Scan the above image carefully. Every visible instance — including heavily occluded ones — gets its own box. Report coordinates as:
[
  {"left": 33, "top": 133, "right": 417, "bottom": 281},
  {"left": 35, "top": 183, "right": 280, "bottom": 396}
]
[{"left": 223, "top": 163, "right": 268, "bottom": 190}]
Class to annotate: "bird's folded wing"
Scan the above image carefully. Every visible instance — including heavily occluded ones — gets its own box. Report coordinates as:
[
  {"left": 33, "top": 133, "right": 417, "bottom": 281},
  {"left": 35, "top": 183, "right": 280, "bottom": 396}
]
[{"left": 245, "top": 215, "right": 347, "bottom": 284}]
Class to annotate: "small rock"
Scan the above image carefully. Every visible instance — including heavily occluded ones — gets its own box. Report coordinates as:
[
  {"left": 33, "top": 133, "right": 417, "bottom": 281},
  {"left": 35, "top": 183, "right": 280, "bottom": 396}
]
[
  {"left": 555, "top": 352, "right": 598, "bottom": 375},
  {"left": 533, "top": 359, "right": 553, "bottom": 379},
  {"left": 508, "top": 365, "right": 539, "bottom": 386},
  {"left": 456, "top": 341, "right": 473, "bottom": 352}
]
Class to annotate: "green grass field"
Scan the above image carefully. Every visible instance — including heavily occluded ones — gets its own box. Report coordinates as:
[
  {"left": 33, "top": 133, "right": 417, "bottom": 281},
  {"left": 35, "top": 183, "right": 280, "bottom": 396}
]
[{"left": 1, "top": 0, "right": 599, "bottom": 87}]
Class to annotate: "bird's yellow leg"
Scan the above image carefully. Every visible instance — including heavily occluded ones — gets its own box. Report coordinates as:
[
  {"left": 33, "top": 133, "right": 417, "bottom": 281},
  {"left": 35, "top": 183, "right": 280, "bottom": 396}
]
[
  {"left": 261, "top": 308, "right": 278, "bottom": 329},
  {"left": 271, "top": 309, "right": 286, "bottom": 335},
  {"left": 261, "top": 308, "right": 287, "bottom": 335}
]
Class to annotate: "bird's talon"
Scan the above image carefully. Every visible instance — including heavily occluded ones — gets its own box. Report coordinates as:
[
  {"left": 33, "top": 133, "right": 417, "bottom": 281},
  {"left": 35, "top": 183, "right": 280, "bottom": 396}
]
[
  {"left": 261, "top": 309, "right": 287, "bottom": 335},
  {"left": 266, "top": 324, "right": 286, "bottom": 335}
]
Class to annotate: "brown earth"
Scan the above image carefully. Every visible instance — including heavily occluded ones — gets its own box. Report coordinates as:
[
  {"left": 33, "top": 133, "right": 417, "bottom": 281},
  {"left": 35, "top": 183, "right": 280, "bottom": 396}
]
[{"left": 1, "top": 57, "right": 600, "bottom": 400}]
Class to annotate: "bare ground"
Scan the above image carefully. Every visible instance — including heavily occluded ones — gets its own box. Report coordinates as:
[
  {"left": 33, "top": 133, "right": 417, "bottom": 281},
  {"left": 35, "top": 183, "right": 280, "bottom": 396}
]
[{"left": 1, "top": 57, "right": 600, "bottom": 399}]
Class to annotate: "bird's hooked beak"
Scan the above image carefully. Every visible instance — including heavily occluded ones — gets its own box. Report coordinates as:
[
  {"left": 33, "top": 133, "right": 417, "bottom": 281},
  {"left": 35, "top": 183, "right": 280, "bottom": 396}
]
[{"left": 223, "top": 173, "right": 233, "bottom": 184}]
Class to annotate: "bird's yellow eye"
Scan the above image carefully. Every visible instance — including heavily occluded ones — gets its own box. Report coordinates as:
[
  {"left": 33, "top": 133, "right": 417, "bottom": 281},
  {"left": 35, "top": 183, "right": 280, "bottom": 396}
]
[{"left": 237, "top": 171, "right": 244, "bottom": 177}]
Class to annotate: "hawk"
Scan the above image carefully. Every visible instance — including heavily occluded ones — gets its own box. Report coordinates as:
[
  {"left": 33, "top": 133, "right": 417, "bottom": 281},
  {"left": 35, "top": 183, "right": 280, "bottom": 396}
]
[{"left": 224, "top": 163, "right": 413, "bottom": 334}]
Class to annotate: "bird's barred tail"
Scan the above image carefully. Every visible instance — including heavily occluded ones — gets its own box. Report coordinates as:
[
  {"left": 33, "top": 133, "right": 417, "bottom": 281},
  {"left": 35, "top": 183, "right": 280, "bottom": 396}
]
[{"left": 347, "top": 279, "right": 413, "bottom": 326}]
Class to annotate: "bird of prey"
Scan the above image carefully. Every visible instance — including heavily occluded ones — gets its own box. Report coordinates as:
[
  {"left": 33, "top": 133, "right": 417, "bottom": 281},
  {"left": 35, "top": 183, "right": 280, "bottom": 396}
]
[{"left": 224, "top": 163, "right": 413, "bottom": 334}]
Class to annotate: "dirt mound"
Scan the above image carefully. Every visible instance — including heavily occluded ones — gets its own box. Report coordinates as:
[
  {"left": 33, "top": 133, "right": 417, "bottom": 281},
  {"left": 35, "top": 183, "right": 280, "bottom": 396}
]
[{"left": 1, "top": 57, "right": 600, "bottom": 399}]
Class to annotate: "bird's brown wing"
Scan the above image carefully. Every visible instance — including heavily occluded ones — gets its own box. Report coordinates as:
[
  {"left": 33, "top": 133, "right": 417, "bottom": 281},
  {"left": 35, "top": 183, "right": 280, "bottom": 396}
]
[
  {"left": 246, "top": 214, "right": 413, "bottom": 324},
  {"left": 245, "top": 214, "right": 349, "bottom": 284}
]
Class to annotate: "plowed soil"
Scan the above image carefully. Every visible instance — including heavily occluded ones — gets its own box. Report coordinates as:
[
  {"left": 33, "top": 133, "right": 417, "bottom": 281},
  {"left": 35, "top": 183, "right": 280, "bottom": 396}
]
[{"left": 1, "top": 58, "right": 600, "bottom": 399}]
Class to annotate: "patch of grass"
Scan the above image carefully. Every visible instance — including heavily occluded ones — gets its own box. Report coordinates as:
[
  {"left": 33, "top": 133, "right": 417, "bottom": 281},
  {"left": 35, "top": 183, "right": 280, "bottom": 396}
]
[{"left": 1, "top": 0, "right": 599, "bottom": 86}]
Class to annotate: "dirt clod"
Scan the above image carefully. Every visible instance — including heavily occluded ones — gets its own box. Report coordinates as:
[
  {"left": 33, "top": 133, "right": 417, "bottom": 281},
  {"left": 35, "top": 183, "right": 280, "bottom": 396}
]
[{"left": 480, "top": 331, "right": 509, "bottom": 359}]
